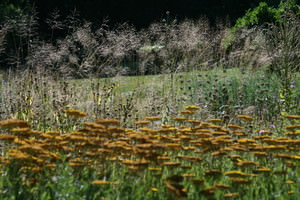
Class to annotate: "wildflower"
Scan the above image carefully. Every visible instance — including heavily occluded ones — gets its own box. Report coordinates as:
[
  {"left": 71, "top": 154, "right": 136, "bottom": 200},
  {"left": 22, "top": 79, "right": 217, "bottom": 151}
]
[
  {"left": 253, "top": 152, "right": 268, "bottom": 157},
  {"left": 228, "top": 124, "right": 243, "bottom": 130},
  {"left": 108, "top": 127, "right": 125, "bottom": 134},
  {"left": 176, "top": 155, "right": 201, "bottom": 162},
  {"left": 236, "top": 160, "right": 259, "bottom": 167},
  {"left": 122, "top": 158, "right": 150, "bottom": 166},
  {"left": 286, "top": 125, "right": 300, "bottom": 131},
  {"left": 181, "top": 110, "right": 194, "bottom": 115},
  {"left": 96, "top": 119, "right": 120, "bottom": 126},
  {"left": 214, "top": 184, "right": 230, "bottom": 190},
  {"left": 237, "top": 115, "right": 254, "bottom": 121},
  {"left": 238, "top": 139, "right": 256, "bottom": 144},
  {"left": 224, "top": 171, "right": 247, "bottom": 177},
  {"left": 0, "top": 119, "right": 30, "bottom": 129},
  {"left": 290, "top": 82, "right": 296, "bottom": 88},
  {"left": 209, "top": 118, "right": 222, "bottom": 122},
  {"left": 285, "top": 180, "right": 295, "bottom": 185},
  {"left": 290, "top": 155, "right": 300, "bottom": 160},
  {"left": 269, "top": 124, "right": 276, "bottom": 129},
  {"left": 8, "top": 150, "right": 32, "bottom": 161},
  {"left": 90, "top": 180, "right": 119, "bottom": 185},
  {"left": 230, "top": 178, "right": 252, "bottom": 184},
  {"left": 224, "top": 193, "right": 239, "bottom": 198},
  {"left": 182, "top": 173, "right": 196, "bottom": 178},
  {"left": 158, "top": 127, "right": 177, "bottom": 133},
  {"left": 0, "top": 134, "right": 16, "bottom": 141},
  {"left": 284, "top": 115, "right": 300, "bottom": 119},
  {"left": 233, "top": 131, "right": 246, "bottom": 136},
  {"left": 172, "top": 117, "right": 187, "bottom": 121},
  {"left": 64, "top": 109, "right": 87, "bottom": 118},
  {"left": 253, "top": 167, "right": 272, "bottom": 173},
  {"left": 134, "top": 120, "right": 150, "bottom": 125},
  {"left": 258, "top": 130, "right": 271, "bottom": 135},
  {"left": 148, "top": 167, "right": 162, "bottom": 171},
  {"left": 185, "top": 105, "right": 200, "bottom": 110},
  {"left": 200, "top": 187, "right": 215, "bottom": 196},
  {"left": 45, "top": 131, "right": 60, "bottom": 135},
  {"left": 162, "top": 162, "right": 181, "bottom": 167},
  {"left": 285, "top": 161, "right": 296, "bottom": 168},
  {"left": 211, "top": 151, "right": 227, "bottom": 157},
  {"left": 187, "top": 120, "right": 201, "bottom": 124},
  {"left": 288, "top": 191, "right": 295, "bottom": 195},
  {"left": 10, "top": 128, "right": 31, "bottom": 134},
  {"left": 145, "top": 116, "right": 161, "bottom": 121},
  {"left": 127, "top": 166, "right": 140, "bottom": 171},
  {"left": 199, "top": 122, "right": 210, "bottom": 128},
  {"left": 161, "top": 124, "right": 174, "bottom": 128}
]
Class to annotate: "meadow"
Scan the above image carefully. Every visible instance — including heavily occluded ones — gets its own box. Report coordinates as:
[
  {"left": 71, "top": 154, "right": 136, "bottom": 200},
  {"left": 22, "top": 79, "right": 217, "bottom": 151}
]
[
  {"left": 0, "top": 2, "right": 300, "bottom": 199},
  {"left": 0, "top": 67, "right": 300, "bottom": 199}
]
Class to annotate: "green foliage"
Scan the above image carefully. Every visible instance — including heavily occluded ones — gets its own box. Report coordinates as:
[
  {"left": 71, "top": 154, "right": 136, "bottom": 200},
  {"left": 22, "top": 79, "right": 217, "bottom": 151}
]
[
  {"left": 0, "top": 0, "right": 32, "bottom": 23},
  {"left": 233, "top": 2, "right": 280, "bottom": 32},
  {"left": 223, "top": 2, "right": 281, "bottom": 50},
  {"left": 233, "top": 0, "right": 300, "bottom": 32}
]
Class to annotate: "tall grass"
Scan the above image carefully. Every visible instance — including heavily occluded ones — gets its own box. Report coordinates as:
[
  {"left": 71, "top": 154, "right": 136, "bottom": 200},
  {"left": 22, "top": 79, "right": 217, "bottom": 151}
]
[{"left": 1, "top": 67, "right": 299, "bottom": 133}]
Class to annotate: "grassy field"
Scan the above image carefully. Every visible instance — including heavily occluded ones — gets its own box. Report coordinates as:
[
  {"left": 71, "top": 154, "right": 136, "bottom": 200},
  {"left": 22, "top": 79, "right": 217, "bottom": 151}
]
[
  {"left": 0, "top": 67, "right": 300, "bottom": 199},
  {"left": 2, "top": 67, "right": 299, "bottom": 130}
]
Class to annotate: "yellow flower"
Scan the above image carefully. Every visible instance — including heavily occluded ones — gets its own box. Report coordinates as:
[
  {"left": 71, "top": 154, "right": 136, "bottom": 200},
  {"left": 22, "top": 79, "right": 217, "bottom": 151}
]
[
  {"left": 185, "top": 105, "right": 200, "bottom": 110},
  {"left": 96, "top": 119, "right": 120, "bottom": 127},
  {"left": 228, "top": 124, "right": 243, "bottom": 130},
  {"left": 162, "top": 162, "right": 181, "bottom": 167},
  {"left": 90, "top": 180, "right": 119, "bottom": 185},
  {"left": 253, "top": 152, "right": 268, "bottom": 157},
  {"left": 286, "top": 124, "right": 300, "bottom": 131},
  {"left": 230, "top": 178, "right": 252, "bottom": 184},
  {"left": 237, "top": 115, "right": 254, "bottom": 121},
  {"left": 214, "top": 184, "right": 230, "bottom": 190},
  {"left": 0, "top": 119, "right": 30, "bottom": 129},
  {"left": 150, "top": 188, "right": 158, "bottom": 192},
  {"left": 253, "top": 167, "right": 272, "bottom": 173},
  {"left": 148, "top": 167, "right": 162, "bottom": 171},
  {"left": 182, "top": 173, "right": 196, "bottom": 178},
  {"left": 224, "top": 193, "right": 239, "bottom": 198},
  {"left": 172, "top": 117, "right": 187, "bottom": 121},
  {"left": 64, "top": 109, "right": 87, "bottom": 118},
  {"left": 284, "top": 115, "right": 300, "bottom": 119},
  {"left": 209, "top": 118, "right": 222, "bottom": 122},
  {"left": 145, "top": 116, "right": 161, "bottom": 121},
  {"left": 187, "top": 120, "right": 202, "bottom": 124},
  {"left": 0, "top": 134, "right": 16, "bottom": 142},
  {"left": 134, "top": 120, "right": 150, "bottom": 125},
  {"left": 286, "top": 180, "right": 295, "bottom": 185},
  {"left": 236, "top": 160, "right": 259, "bottom": 167},
  {"left": 180, "top": 110, "right": 194, "bottom": 115},
  {"left": 224, "top": 171, "right": 247, "bottom": 177}
]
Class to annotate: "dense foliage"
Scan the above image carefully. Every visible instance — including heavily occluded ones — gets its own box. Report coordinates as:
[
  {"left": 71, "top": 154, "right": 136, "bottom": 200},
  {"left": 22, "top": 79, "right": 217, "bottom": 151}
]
[
  {"left": 233, "top": 0, "right": 300, "bottom": 31},
  {"left": 0, "top": 0, "right": 281, "bottom": 29}
]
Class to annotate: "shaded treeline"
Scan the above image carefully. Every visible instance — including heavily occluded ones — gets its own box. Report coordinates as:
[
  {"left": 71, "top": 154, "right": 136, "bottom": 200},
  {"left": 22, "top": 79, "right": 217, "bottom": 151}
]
[{"left": 2, "top": 0, "right": 282, "bottom": 30}]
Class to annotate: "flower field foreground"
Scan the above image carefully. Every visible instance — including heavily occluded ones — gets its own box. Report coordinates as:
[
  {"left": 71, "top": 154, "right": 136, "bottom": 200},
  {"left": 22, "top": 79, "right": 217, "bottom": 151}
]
[{"left": 0, "top": 108, "right": 300, "bottom": 199}]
